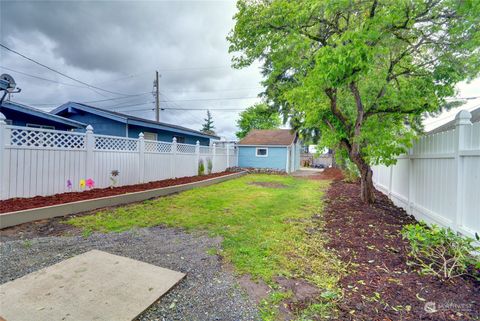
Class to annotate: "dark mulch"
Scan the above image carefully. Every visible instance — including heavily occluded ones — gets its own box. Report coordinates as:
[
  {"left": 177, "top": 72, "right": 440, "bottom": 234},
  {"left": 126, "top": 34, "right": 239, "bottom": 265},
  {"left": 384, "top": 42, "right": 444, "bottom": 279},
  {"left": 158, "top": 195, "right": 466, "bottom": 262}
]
[
  {"left": 324, "top": 181, "right": 479, "bottom": 320},
  {"left": 0, "top": 172, "right": 233, "bottom": 214}
]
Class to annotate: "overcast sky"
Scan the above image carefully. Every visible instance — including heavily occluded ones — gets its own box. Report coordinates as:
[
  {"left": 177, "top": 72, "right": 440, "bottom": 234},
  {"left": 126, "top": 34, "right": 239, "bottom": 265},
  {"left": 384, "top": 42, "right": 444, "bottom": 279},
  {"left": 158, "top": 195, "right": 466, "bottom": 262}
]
[
  {"left": 0, "top": 0, "right": 263, "bottom": 140},
  {"left": 0, "top": 1, "right": 478, "bottom": 140}
]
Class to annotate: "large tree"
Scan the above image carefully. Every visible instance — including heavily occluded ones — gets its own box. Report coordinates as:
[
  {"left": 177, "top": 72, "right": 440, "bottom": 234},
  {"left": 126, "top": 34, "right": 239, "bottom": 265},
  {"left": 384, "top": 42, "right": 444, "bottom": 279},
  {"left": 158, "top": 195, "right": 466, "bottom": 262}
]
[
  {"left": 236, "top": 103, "right": 281, "bottom": 139},
  {"left": 228, "top": 0, "right": 480, "bottom": 203},
  {"left": 200, "top": 110, "right": 216, "bottom": 135}
]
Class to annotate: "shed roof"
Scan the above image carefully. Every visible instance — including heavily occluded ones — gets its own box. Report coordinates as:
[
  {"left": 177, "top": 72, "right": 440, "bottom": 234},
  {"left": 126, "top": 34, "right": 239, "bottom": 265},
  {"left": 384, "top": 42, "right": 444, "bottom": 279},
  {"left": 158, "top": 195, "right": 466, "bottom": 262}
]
[
  {"left": 0, "top": 101, "right": 87, "bottom": 129},
  {"left": 51, "top": 102, "right": 220, "bottom": 140},
  {"left": 238, "top": 129, "right": 296, "bottom": 146},
  {"left": 428, "top": 107, "right": 480, "bottom": 134}
]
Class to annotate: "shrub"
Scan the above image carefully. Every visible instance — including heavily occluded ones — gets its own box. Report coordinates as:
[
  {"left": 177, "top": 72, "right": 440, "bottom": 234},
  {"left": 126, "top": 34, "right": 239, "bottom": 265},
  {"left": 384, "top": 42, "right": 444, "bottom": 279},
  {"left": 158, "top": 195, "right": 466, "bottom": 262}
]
[
  {"left": 402, "top": 222, "right": 479, "bottom": 280},
  {"left": 198, "top": 159, "right": 205, "bottom": 176},
  {"left": 342, "top": 160, "right": 359, "bottom": 183},
  {"left": 207, "top": 158, "right": 213, "bottom": 174}
]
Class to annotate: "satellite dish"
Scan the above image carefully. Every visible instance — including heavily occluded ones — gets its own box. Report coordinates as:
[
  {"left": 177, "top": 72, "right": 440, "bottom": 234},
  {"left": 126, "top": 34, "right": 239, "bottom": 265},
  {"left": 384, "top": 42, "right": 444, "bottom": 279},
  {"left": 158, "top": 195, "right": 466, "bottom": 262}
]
[{"left": 0, "top": 74, "right": 17, "bottom": 92}]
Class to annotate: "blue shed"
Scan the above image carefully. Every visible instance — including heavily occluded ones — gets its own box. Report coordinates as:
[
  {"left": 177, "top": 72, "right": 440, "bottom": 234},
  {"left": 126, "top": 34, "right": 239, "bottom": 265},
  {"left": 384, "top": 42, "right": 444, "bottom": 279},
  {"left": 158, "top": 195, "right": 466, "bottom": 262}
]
[
  {"left": 237, "top": 129, "right": 301, "bottom": 173},
  {"left": 51, "top": 102, "right": 219, "bottom": 145},
  {"left": 0, "top": 100, "right": 86, "bottom": 131}
]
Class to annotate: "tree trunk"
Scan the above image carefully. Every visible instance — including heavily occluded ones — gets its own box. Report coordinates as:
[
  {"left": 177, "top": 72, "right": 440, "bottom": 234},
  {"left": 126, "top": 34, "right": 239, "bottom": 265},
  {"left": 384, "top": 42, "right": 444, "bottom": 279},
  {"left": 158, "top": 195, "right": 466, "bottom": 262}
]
[{"left": 350, "top": 152, "right": 376, "bottom": 204}]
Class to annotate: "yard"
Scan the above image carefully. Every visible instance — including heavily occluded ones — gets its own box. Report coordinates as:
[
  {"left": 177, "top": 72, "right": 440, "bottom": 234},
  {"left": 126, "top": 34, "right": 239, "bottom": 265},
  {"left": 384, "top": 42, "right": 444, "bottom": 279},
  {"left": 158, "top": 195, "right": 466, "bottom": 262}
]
[{"left": 1, "top": 172, "right": 478, "bottom": 320}]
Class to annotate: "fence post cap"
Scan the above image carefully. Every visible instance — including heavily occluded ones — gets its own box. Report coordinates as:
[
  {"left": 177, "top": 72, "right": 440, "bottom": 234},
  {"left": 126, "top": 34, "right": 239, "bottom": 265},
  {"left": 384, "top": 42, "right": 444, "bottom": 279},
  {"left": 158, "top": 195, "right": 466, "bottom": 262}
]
[
  {"left": 139, "top": 132, "right": 144, "bottom": 139},
  {"left": 86, "top": 125, "right": 94, "bottom": 132},
  {"left": 0, "top": 111, "right": 5, "bottom": 123},
  {"left": 196, "top": 140, "right": 200, "bottom": 145},
  {"left": 455, "top": 110, "right": 472, "bottom": 126},
  {"left": 172, "top": 137, "right": 177, "bottom": 143}
]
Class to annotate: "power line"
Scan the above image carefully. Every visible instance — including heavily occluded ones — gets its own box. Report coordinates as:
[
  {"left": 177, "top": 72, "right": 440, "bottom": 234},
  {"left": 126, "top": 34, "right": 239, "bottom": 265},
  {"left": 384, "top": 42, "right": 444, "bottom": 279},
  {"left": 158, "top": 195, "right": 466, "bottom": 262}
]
[
  {"left": 158, "top": 95, "right": 259, "bottom": 102},
  {"left": 0, "top": 66, "right": 85, "bottom": 88},
  {"left": 0, "top": 43, "right": 133, "bottom": 96}
]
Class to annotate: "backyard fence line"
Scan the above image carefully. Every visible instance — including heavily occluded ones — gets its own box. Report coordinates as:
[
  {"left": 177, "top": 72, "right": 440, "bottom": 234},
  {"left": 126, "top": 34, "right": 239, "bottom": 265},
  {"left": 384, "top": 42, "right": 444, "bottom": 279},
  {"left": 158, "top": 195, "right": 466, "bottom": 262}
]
[
  {"left": 0, "top": 114, "right": 237, "bottom": 200},
  {"left": 372, "top": 110, "right": 480, "bottom": 239}
]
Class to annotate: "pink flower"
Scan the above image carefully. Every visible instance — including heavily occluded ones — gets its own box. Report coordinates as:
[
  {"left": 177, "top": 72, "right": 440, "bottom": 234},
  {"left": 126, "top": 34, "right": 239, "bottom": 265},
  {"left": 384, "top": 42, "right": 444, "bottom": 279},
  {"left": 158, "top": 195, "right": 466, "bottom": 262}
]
[{"left": 86, "top": 178, "right": 95, "bottom": 189}]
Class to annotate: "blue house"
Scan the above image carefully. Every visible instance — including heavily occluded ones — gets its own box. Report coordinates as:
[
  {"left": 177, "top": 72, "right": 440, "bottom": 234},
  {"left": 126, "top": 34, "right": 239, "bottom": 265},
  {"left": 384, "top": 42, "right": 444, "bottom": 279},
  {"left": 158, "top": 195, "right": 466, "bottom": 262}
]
[
  {"left": 51, "top": 102, "right": 219, "bottom": 145},
  {"left": 0, "top": 100, "right": 87, "bottom": 131},
  {"left": 237, "top": 129, "right": 301, "bottom": 173}
]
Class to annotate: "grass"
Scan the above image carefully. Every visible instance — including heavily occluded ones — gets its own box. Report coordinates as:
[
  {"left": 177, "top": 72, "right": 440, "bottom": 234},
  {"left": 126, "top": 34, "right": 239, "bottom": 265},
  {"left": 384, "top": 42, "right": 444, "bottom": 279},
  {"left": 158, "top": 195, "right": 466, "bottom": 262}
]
[{"left": 68, "top": 174, "right": 344, "bottom": 319}]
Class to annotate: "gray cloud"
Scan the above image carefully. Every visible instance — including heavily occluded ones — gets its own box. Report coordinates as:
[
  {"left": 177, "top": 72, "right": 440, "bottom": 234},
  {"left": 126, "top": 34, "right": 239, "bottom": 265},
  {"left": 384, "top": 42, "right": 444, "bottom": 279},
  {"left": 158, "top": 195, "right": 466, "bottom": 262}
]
[{"left": 0, "top": 0, "right": 263, "bottom": 139}]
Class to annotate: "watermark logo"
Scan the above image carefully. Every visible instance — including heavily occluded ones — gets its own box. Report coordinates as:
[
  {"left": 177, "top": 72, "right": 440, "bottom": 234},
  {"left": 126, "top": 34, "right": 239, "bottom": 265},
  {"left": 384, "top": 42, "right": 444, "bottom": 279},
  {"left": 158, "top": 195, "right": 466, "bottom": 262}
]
[{"left": 424, "top": 301, "right": 474, "bottom": 314}]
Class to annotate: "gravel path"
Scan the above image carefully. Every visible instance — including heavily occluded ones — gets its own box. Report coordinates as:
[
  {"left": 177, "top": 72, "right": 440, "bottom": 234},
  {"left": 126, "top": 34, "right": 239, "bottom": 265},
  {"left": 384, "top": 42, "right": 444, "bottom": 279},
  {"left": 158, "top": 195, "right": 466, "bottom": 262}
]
[{"left": 0, "top": 227, "right": 260, "bottom": 321}]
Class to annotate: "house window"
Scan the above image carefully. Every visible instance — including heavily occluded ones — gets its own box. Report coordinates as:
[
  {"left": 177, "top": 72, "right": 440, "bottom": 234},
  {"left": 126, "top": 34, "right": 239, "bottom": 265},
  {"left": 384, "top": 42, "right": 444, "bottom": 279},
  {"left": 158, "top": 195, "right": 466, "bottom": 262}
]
[
  {"left": 26, "top": 123, "right": 55, "bottom": 130},
  {"left": 143, "top": 132, "right": 157, "bottom": 141},
  {"left": 173, "top": 135, "right": 185, "bottom": 143},
  {"left": 256, "top": 147, "right": 268, "bottom": 157},
  {"left": 5, "top": 119, "right": 12, "bottom": 125}
]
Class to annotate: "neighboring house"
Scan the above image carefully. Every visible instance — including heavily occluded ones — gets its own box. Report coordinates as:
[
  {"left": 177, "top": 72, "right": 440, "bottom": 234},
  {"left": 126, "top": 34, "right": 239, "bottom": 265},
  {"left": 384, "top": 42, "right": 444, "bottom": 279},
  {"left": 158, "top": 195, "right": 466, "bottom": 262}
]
[
  {"left": 237, "top": 129, "right": 301, "bottom": 173},
  {"left": 51, "top": 102, "right": 219, "bottom": 145},
  {"left": 0, "top": 100, "right": 86, "bottom": 131},
  {"left": 428, "top": 107, "right": 480, "bottom": 134}
]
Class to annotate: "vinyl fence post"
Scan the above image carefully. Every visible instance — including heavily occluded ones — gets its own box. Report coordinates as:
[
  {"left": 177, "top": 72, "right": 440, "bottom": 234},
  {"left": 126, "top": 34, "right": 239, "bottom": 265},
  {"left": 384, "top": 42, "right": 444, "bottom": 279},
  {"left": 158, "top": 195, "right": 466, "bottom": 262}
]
[
  {"left": 0, "top": 112, "right": 7, "bottom": 200},
  {"left": 388, "top": 165, "right": 393, "bottom": 197},
  {"left": 454, "top": 110, "right": 472, "bottom": 232},
  {"left": 226, "top": 143, "right": 230, "bottom": 169},
  {"left": 171, "top": 137, "right": 177, "bottom": 178},
  {"left": 212, "top": 143, "right": 216, "bottom": 173},
  {"left": 407, "top": 147, "right": 414, "bottom": 215},
  {"left": 195, "top": 140, "right": 200, "bottom": 175},
  {"left": 138, "top": 133, "right": 145, "bottom": 183},
  {"left": 85, "top": 125, "right": 95, "bottom": 182}
]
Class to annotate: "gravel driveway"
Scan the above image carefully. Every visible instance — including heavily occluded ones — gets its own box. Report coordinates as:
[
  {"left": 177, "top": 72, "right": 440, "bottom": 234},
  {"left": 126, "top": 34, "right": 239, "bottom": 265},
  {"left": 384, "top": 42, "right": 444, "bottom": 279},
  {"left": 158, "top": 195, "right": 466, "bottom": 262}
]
[{"left": 0, "top": 227, "right": 260, "bottom": 321}]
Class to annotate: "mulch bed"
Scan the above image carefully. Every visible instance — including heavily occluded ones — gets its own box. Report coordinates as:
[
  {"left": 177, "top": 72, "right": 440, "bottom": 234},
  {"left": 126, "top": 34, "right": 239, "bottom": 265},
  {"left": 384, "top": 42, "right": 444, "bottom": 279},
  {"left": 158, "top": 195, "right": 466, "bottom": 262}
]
[
  {"left": 0, "top": 172, "right": 233, "bottom": 214},
  {"left": 324, "top": 181, "right": 479, "bottom": 320},
  {"left": 309, "top": 168, "right": 344, "bottom": 181}
]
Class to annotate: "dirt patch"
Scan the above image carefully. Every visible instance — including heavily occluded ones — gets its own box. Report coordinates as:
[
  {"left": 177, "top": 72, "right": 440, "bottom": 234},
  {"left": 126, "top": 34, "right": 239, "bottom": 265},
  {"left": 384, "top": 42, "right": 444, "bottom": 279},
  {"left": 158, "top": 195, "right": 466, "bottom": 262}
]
[
  {"left": 0, "top": 172, "right": 233, "bottom": 214},
  {"left": 237, "top": 274, "right": 272, "bottom": 304},
  {"left": 249, "top": 182, "right": 288, "bottom": 188},
  {"left": 308, "top": 168, "right": 344, "bottom": 181},
  {"left": 274, "top": 276, "right": 321, "bottom": 312},
  {"left": 323, "top": 181, "right": 479, "bottom": 320}
]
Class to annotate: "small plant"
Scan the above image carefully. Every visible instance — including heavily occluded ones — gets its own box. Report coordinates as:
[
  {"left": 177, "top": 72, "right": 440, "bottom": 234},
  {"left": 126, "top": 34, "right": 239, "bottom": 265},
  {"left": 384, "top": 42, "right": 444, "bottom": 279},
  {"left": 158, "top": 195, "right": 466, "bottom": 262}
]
[
  {"left": 198, "top": 159, "right": 205, "bottom": 176},
  {"left": 207, "top": 158, "right": 213, "bottom": 174},
  {"left": 110, "top": 170, "right": 119, "bottom": 188},
  {"left": 342, "top": 159, "right": 360, "bottom": 183},
  {"left": 86, "top": 178, "right": 95, "bottom": 189},
  {"left": 402, "top": 222, "right": 479, "bottom": 280}
]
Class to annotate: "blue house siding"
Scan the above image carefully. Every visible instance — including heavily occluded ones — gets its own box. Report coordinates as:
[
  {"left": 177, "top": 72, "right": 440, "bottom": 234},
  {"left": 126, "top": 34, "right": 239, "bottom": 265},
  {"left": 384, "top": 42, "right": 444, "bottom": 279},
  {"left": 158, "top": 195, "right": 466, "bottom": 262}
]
[
  {"left": 64, "top": 112, "right": 126, "bottom": 136},
  {"left": 127, "top": 125, "right": 210, "bottom": 145},
  {"left": 238, "top": 146, "right": 287, "bottom": 171}
]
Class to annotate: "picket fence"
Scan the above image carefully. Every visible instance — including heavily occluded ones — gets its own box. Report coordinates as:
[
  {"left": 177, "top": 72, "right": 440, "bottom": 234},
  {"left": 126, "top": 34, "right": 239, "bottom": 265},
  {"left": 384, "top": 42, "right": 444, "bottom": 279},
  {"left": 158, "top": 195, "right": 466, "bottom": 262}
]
[
  {"left": 372, "top": 110, "right": 480, "bottom": 239},
  {"left": 0, "top": 116, "right": 237, "bottom": 200}
]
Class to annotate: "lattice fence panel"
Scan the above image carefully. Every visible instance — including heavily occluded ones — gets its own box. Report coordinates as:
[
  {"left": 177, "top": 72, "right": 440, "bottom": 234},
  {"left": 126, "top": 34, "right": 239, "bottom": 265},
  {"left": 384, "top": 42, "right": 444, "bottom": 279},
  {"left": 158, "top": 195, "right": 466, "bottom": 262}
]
[
  {"left": 200, "top": 146, "right": 211, "bottom": 154},
  {"left": 8, "top": 126, "right": 85, "bottom": 149},
  {"left": 95, "top": 135, "right": 138, "bottom": 151},
  {"left": 145, "top": 140, "right": 172, "bottom": 153},
  {"left": 177, "top": 143, "right": 196, "bottom": 154}
]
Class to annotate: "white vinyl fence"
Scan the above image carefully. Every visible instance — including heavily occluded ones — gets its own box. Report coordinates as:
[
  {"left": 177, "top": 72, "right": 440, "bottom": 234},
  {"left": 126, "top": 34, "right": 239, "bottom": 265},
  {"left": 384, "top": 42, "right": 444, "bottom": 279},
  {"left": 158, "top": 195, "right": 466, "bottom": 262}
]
[
  {"left": 0, "top": 117, "right": 237, "bottom": 200},
  {"left": 372, "top": 110, "right": 480, "bottom": 239}
]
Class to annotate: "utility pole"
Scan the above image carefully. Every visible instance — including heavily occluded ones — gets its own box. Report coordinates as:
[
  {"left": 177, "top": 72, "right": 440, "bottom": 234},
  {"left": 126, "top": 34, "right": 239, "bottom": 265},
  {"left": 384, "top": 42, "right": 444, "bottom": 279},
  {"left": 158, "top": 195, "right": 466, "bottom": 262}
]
[{"left": 154, "top": 70, "right": 160, "bottom": 122}]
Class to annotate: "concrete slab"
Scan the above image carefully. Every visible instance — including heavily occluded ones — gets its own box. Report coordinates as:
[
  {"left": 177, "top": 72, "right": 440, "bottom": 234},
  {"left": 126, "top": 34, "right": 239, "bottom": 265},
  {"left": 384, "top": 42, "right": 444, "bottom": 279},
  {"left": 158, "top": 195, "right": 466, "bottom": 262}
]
[{"left": 0, "top": 250, "right": 185, "bottom": 321}]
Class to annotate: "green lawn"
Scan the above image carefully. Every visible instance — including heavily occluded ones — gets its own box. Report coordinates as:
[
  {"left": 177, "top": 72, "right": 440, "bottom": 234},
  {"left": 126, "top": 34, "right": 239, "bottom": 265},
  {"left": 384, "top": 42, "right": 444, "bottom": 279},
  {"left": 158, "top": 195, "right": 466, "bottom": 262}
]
[{"left": 68, "top": 174, "right": 343, "bottom": 320}]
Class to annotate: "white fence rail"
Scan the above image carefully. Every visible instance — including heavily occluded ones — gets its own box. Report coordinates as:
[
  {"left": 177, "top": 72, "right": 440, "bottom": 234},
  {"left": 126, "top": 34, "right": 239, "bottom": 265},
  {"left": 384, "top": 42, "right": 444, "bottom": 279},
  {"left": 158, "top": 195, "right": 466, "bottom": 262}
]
[
  {"left": 0, "top": 118, "right": 237, "bottom": 200},
  {"left": 372, "top": 110, "right": 480, "bottom": 239}
]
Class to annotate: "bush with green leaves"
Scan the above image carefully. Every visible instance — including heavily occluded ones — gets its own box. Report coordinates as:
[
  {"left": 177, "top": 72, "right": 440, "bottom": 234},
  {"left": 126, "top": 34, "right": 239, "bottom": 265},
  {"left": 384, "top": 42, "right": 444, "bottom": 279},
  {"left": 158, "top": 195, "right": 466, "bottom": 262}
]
[
  {"left": 402, "top": 223, "right": 479, "bottom": 280},
  {"left": 198, "top": 159, "right": 205, "bottom": 176},
  {"left": 207, "top": 158, "right": 213, "bottom": 174}
]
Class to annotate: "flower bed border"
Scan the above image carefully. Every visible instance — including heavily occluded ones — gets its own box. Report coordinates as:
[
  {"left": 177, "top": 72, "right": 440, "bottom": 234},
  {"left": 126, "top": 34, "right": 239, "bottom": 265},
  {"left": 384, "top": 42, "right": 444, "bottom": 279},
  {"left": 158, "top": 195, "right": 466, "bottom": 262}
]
[{"left": 0, "top": 171, "right": 246, "bottom": 229}]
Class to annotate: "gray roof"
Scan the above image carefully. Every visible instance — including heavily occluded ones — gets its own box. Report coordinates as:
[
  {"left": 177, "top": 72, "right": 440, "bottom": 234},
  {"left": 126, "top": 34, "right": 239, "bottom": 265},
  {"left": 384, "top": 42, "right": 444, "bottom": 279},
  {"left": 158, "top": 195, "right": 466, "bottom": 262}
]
[
  {"left": 0, "top": 100, "right": 87, "bottom": 128},
  {"left": 428, "top": 107, "right": 480, "bottom": 134}
]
